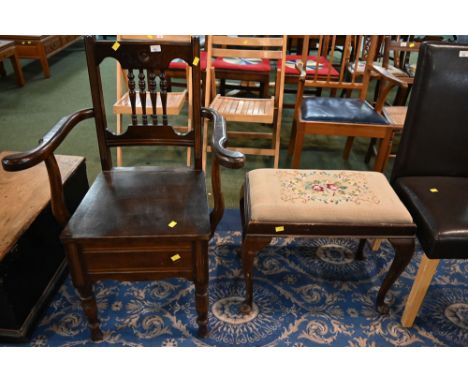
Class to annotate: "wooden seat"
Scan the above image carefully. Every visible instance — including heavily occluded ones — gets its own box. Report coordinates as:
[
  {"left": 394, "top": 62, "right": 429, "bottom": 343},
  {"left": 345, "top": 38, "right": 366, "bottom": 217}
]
[
  {"left": 209, "top": 95, "right": 275, "bottom": 123},
  {"left": 113, "top": 90, "right": 187, "bottom": 115},
  {"left": 1, "top": 36, "right": 245, "bottom": 341},
  {"left": 204, "top": 36, "right": 287, "bottom": 169}
]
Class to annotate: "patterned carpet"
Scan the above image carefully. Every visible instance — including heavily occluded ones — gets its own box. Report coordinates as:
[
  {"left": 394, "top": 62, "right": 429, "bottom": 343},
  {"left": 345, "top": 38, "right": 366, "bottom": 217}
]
[{"left": 7, "top": 210, "right": 467, "bottom": 347}]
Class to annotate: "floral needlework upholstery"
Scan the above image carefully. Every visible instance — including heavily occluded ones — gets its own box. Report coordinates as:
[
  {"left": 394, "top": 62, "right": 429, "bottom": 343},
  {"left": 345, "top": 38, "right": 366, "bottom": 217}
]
[{"left": 247, "top": 169, "right": 413, "bottom": 224}]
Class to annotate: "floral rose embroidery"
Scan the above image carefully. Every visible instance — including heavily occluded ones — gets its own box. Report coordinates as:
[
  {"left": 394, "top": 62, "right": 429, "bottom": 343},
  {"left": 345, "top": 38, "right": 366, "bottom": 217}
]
[{"left": 277, "top": 170, "right": 381, "bottom": 205}]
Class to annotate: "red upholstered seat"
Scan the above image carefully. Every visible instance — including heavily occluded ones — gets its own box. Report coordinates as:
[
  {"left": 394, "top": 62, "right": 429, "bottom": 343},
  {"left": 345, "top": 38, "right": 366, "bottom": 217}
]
[
  {"left": 283, "top": 55, "right": 339, "bottom": 76},
  {"left": 212, "top": 57, "right": 271, "bottom": 72},
  {"left": 169, "top": 50, "right": 208, "bottom": 71}
]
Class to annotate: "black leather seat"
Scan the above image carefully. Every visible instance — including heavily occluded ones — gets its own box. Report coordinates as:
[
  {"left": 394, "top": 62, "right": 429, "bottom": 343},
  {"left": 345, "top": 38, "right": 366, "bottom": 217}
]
[
  {"left": 391, "top": 41, "right": 468, "bottom": 327},
  {"left": 301, "top": 97, "right": 389, "bottom": 124},
  {"left": 394, "top": 176, "right": 468, "bottom": 259}
]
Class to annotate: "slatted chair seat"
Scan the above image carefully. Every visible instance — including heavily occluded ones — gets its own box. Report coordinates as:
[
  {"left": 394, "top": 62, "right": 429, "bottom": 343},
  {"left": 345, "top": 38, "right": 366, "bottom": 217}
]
[
  {"left": 209, "top": 94, "right": 275, "bottom": 123},
  {"left": 113, "top": 90, "right": 187, "bottom": 116}
]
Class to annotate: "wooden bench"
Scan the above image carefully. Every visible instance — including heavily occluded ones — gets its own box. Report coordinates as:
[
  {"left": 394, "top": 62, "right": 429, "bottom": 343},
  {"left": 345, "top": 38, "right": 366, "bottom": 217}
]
[
  {"left": 0, "top": 40, "right": 24, "bottom": 86},
  {"left": 0, "top": 152, "right": 88, "bottom": 340},
  {"left": 240, "top": 169, "right": 416, "bottom": 314},
  {"left": 0, "top": 35, "right": 81, "bottom": 79}
]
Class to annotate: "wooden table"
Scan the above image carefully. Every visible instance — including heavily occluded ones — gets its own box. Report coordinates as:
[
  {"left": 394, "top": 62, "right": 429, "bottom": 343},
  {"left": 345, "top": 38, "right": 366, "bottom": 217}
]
[
  {"left": 0, "top": 151, "right": 88, "bottom": 340},
  {"left": 0, "top": 35, "right": 80, "bottom": 79},
  {"left": 0, "top": 40, "right": 25, "bottom": 86}
]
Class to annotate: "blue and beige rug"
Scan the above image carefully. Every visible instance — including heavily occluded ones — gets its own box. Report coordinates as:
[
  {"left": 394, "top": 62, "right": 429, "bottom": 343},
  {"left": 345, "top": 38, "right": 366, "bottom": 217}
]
[{"left": 9, "top": 211, "right": 468, "bottom": 347}]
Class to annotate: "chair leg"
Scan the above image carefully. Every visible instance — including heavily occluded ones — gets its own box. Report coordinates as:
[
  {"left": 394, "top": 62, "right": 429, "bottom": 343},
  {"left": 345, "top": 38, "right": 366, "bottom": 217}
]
[
  {"left": 355, "top": 238, "right": 366, "bottom": 260},
  {"left": 287, "top": 118, "right": 297, "bottom": 157},
  {"left": 240, "top": 236, "right": 271, "bottom": 314},
  {"left": 77, "top": 285, "right": 104, "bottom": 342},
  {"left": 10, "top": 54, "right": 25, "bottom": 87},
  {"left": 343, "top": 137, "right": 355, "bottom": 160},
  {"left": 290, "top": 123, "right": 305, "bottom": 169},
  {"left": 0, "top": 61, "right": 6, "bottom": 77},
  {"left": 377, "top": 238, "right": 415, "bottom": 314},
  {"left": 401, "top": 255, "right": 440, "bottom": 327},
  {"left": 65, "top": 243, "right": 103, "bottom": 341},
  {"left": 364, "top": 138, "right": 377, "bottom": 164},
  {"left": 194, "top": 240, "right": 209, "bottom": 337}
]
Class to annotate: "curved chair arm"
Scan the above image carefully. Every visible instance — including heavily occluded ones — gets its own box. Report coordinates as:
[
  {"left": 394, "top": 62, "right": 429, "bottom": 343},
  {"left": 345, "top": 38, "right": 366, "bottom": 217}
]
[
  {"left": 201, "top": 107, "right": 245, "bottom": 238},
  {"left": 2, "top": 108, "right": 95, "bottom": 171},
  {"left": 2, "top": 108, "right": 94, "bottom": 228},
  {"left": 201, "top": 107, "right": 245, "bottom": 169}
]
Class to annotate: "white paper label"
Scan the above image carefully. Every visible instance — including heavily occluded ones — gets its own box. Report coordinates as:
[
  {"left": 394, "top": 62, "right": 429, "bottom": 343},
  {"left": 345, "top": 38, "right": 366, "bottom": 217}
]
[
  {"left": 150, "top": 45, "right": 161, "bottom": 53},
  {"left": 400, "top": 42, "right": 407, "bottom": 47},
  {"left": 459, "top": 51, "right": 468, "bottom": 57}
]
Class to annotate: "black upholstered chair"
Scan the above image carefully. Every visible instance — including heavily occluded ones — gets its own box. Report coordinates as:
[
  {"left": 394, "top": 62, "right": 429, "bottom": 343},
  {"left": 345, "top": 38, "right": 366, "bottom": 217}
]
[{"left": 390, "top": 41, "right": 468, "bottom": 327}]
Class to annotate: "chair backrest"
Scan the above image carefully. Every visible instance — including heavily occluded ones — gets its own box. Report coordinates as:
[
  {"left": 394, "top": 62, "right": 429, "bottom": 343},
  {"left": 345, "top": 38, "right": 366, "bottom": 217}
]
[
  {"left": 300, "top": 35, "right": 379, "bottom": 100},
  {"left": 205, "top": 35, "right": 287, "bottom": 102},
  {"left": 382, "top": 35, "right": 420, "bottom": 74},
  {"left": 84, "top": 35, "right": 202, "bottom": 171},
  {"left": 391, "top": 42, "right": 468, "bottom": 180}
]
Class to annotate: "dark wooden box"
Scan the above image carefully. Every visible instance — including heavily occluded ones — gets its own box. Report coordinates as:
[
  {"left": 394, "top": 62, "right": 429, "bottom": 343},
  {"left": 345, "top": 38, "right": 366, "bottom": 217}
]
[{"left": 0, "top": 153, "right": 88, "bottom": 341}]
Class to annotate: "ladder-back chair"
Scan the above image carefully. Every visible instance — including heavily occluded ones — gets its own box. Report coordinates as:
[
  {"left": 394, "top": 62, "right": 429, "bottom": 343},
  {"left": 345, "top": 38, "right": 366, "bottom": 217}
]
[
  {"left": 288, "top": 35, "right": 406, "bottom": 171},
  {"left": 2, "top": 35, "right": 245, "bottom": 341},
  {"left": 203, "top": 35, "right": 287, "bottom": 169}
]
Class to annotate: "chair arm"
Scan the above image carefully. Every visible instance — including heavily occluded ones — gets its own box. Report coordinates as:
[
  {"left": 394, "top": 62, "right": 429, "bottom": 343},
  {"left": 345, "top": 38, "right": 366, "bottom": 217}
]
[
  {"left": 371, "top": 64, "right": 408, "bottom": 88},
  {"left": 295, "top": 60, "right": 307, "bottom": 81},
  {"left": 2, "top": 108, "right": 95, "bottom": 172},
  {"left": 201, "top": 107, "right": 245, "bottom": 169}
]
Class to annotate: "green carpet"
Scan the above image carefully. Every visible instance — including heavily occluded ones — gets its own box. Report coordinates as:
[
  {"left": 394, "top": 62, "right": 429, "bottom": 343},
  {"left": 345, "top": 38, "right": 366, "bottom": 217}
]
[{"left": 0, "top": 38, "right": 395, "bottom": 208}]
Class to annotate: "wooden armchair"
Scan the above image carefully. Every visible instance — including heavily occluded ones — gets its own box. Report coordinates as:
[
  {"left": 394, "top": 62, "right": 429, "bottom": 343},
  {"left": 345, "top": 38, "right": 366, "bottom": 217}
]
[
  {"left": 1, "top": 36, "right": 245, "bottom": 341},
  {"left": 288, "top": 35, "right": 408, "bottom": 171},
  {"left": 203, "top": 35, "right": 287, "bottom": 169}
]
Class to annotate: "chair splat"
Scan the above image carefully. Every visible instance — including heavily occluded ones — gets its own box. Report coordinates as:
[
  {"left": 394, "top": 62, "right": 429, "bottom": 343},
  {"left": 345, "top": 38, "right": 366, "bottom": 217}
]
[{"left": 138, "top": 69, "right": 147, "bottom": 125}]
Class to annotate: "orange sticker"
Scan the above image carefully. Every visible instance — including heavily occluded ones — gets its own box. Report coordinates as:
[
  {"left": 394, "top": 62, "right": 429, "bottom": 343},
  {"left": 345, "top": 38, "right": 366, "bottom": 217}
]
[
  {"left": 193, "top": 56, "right": 200, "bottom": 66},
  {"left": 112, "top": 41, "right": 120, "bottom": 51},
  {"left": 171, "top": 254, "right": 181, "bottom": 262},
  {"left": 168, "top": 220, "right": 177, "bottom": 228},
  {"left": 409, "top": 42, "right": 415, "bottom": 48},
  {"left": 275, "top": 226, "right": 285, "bottom": 232}
]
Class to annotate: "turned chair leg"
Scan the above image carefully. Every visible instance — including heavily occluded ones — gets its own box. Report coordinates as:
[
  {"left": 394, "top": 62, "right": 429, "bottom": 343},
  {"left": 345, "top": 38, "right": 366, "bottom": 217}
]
[
  {"left": 194, "top": 241, "right": 209, "bottom": 337},
  {"left": 77, "top": 285, "right": 104, "bottom": 342},
  {"left": 377, "top": 238, "right": 415, "bottom": 314},
  {"left": 401, "top": 255, "right": 440, "bottom": 327}
]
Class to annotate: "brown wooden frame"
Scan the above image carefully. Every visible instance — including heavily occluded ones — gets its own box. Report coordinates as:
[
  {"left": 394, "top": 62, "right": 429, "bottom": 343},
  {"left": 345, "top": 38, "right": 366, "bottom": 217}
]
[
  {"left": 1, "top": 36, "right": 245, "bottom": 341},
  {"left": 288, "top": 35, "right": 407, "bottom": 172},
  {"left": 203, "top": 36, "right": 287, "bottom": 170},
  {"left": 239, "top": 175, "right": 416, "bottom": 314}
]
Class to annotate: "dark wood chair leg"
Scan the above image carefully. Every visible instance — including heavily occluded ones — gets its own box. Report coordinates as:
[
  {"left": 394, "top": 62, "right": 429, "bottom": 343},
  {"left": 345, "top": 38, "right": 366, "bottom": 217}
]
[
  {"left": 376, "top": 238, "right": 415, "bottom": 314},
  {"left": 65, "top": 243, "right": 103, "bottom": 341},
  {"left": 356, "top": 238, "right": 366, "bottom": 260},
  {"left": 240, "top": 236, "right": 271, "bottom": 313},
  {"left": 220, "top": 78, "right": 226, "bottom": 96},
  {"left": 77, "top": 285, "right": 104, "bottom": 342},
  {"left": 194, "top": 240, "right": 209, "bottom": 337},
  {"left": 10, "top": 54, "right": 25, "bottom": 87}
]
